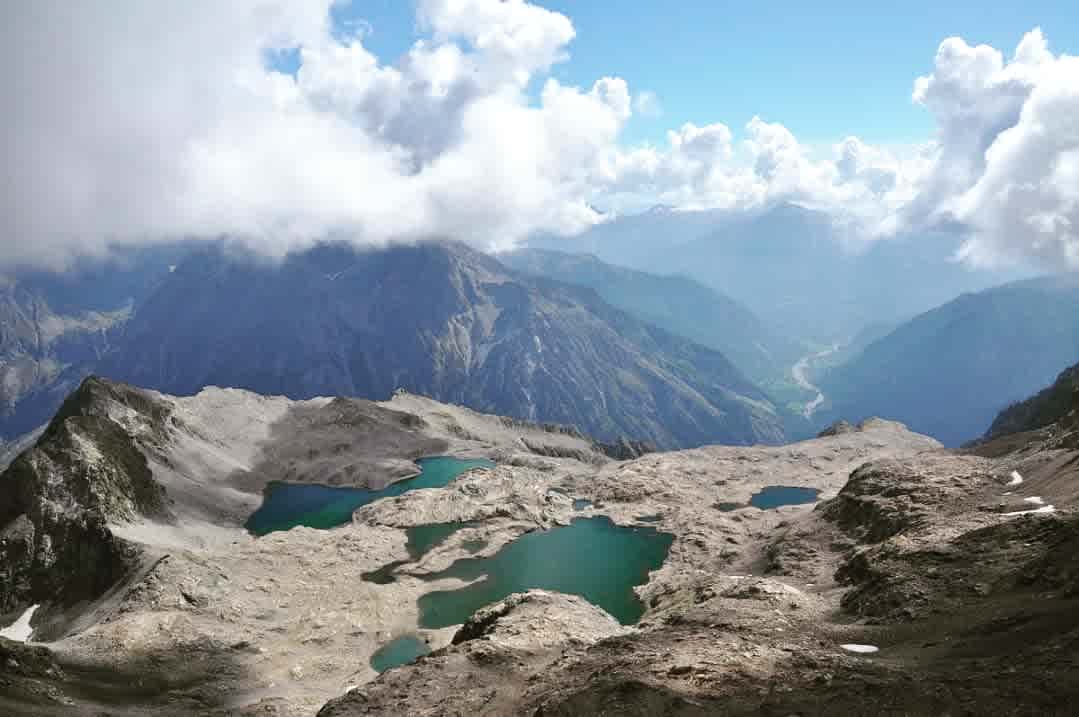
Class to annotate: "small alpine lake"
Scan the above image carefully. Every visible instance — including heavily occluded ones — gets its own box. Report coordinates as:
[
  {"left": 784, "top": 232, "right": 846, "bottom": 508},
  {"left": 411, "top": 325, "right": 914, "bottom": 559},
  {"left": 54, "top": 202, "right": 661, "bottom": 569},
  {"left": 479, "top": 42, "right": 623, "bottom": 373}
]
[
  {"left": 369, "top": 634, "right": 431, "bottom": 673},
  {"left": 245, "top": 457, "right": 494, "bottom": 536},
  {"left": 718, "top": 485, "right": 821, "bottom": 512},
  {"left": 416, "top": 516, "right": 673, "bottom": 629}
]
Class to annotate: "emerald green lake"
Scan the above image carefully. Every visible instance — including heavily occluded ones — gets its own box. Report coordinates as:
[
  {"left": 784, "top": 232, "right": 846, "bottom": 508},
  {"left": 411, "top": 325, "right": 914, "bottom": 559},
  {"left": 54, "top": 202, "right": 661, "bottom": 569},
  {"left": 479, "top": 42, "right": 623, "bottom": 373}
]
[
  {"left": 369, "top": 634, "right": 431, "bottom": 673},
  {"left": 244, "top": 457, "right": 494, "bottom": 536},
  {"left": 416, "top": 516, "right": 673, "bottom": 629}
]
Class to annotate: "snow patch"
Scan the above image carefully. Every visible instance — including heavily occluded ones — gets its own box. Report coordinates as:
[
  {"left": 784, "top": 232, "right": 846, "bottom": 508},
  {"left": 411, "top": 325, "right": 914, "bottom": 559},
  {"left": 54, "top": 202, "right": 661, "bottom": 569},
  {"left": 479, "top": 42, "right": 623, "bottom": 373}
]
[
  {"left": 0, "top": 604, "right": 39, "bottom": 642},
  {"left": 1023, "top": 496, "right": 1045, "bottom": 505},
  {"left": 1003, "top": 505, "right": 1056, "bottom": 517},
  {"left": 840, "top": 643, "right": 879, "bottom": 654},
  {"left": 1007, "top": 471, "right": 1024, "bottom": 487}
]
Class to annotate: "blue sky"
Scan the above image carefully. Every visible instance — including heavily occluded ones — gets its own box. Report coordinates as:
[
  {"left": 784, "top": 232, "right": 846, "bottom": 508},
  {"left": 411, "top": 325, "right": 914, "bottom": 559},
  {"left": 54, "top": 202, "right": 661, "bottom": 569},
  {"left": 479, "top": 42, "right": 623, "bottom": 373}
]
[{"left": 334, "top": 0, "right": 1078, "bottom": 147}]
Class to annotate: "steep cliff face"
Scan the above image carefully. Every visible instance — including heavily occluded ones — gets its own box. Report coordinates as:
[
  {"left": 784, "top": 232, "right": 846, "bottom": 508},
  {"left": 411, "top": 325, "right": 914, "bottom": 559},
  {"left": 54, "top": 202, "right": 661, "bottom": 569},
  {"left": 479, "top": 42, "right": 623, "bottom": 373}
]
[
  {"left": 0, "top": 378, "right": 165, "bottom": 622},
  {"left": 99, "top": 241, "right": 783, "bottom": 449}
]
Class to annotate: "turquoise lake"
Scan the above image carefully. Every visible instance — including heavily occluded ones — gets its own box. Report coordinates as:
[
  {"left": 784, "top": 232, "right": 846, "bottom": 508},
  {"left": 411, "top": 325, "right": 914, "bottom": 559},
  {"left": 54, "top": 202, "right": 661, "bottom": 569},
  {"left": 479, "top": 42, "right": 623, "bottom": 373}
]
[
  {"left": 369, "top": 635, "right": 431, "bottom": 673},
  {"left": 416, "top": 516, "right": 673, "bottom": 629},
  {"left": 244, "top": 457, "right": 494, "bottom": 536}
]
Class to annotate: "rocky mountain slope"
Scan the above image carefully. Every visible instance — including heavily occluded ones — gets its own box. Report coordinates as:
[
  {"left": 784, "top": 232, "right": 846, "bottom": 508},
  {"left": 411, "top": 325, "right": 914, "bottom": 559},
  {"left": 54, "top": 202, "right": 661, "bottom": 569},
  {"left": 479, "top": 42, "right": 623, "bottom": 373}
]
[
  {"left": 0, "top": 244, "right": 191, "bottom": 442},
  {"left": 0, "top": 281, "right": 127, "bottom": 441},
  {"left": 500, "top": 248, "right": 804, "bottom": 390},
  {"left": 0, "top": 377, "right": 615, "bottom": 714},
  {"left": 5, "top": 375, "right": 1077, "bottom": 714},
  {"left": 96, "top": 240, "right": 782, "bottom": 449},
  {"left": 818, "top": 274, "right": 1079, "bottom": 446},
  {"left": 984, "top": 360, "right": 1079, "bottom": 442}
]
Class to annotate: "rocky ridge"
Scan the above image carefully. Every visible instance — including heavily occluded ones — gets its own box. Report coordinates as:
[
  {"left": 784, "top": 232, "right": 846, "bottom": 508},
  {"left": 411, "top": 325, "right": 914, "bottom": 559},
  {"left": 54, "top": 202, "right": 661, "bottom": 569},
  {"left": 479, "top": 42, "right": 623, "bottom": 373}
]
[{"left": 1, "top": 378, "right": 1077, "bottom": 715}]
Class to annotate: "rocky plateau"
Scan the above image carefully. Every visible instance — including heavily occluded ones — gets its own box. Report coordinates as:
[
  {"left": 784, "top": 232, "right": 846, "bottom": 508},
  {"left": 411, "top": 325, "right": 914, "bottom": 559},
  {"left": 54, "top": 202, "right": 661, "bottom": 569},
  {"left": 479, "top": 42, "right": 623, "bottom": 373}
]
[{"left": 0, "top": 375, "right": 1077, "bottom": 715}]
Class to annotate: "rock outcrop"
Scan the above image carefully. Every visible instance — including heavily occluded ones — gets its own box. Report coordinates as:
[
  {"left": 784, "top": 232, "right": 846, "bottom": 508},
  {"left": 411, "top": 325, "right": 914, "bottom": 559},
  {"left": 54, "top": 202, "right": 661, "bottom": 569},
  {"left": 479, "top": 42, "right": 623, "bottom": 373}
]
[{"left": 0, "top": 378, "right": 162, "bottom": 626}]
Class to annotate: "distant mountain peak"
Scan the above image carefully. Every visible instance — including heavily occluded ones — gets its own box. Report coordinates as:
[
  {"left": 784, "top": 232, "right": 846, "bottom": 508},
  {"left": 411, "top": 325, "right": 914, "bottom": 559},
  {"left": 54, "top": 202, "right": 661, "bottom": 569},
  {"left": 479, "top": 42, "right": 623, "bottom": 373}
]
[{"left": 89, "top": 241, "right": 782, "bottom": 450}]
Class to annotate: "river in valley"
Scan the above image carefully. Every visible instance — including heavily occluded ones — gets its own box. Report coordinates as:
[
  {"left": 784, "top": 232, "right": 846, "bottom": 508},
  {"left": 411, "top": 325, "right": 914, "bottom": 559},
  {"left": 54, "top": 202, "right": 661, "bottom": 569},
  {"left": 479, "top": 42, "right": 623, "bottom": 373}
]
[{"left": 792, "top": 343, "right": 841, "bottom": 419}]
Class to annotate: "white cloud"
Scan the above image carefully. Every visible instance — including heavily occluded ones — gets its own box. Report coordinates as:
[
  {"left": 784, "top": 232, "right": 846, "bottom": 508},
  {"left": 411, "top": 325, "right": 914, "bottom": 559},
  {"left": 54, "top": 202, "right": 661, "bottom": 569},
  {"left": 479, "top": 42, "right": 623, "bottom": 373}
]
[
  {"left": 1, "top": 2, "right": 1076, "bottom": 270},
  {"left": 0, "top": 0, "right": 611, "bottom": 268},
  {"left": 907, "top": 28, "right": 1079, "bottom": 267},
  {"left": 417, "top": 0, "right": 575, "bottom": 86}
]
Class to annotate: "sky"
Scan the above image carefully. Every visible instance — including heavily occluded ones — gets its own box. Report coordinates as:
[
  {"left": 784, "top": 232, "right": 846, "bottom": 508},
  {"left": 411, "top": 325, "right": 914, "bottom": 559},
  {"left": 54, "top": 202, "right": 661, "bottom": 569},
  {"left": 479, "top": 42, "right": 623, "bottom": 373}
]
[
  {"left": 339, "top": 0, "right": 1079, "bottom": 145},
  {"left": 2, "top": 0, "right": 1078, "bottom": 270}
]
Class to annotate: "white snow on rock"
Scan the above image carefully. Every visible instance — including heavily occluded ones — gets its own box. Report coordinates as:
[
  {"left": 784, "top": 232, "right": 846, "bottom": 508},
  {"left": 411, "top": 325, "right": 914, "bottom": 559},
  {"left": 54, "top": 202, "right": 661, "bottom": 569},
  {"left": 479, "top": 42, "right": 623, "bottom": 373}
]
[
  {"left": 1007, "top": 471, "right": 1024, "bottom": 487},
  {"left": 840, "top": 644, "right": 879, "bottom": 654},
  {"left": 1023, "top": 496, "right": 1045, "bottom": 505},
  {"left": 1003, "top": 505, "right": 1056, "bottom": 517},
  {"left": 0, "top": 604, "right": 39, "bottom": 642}
]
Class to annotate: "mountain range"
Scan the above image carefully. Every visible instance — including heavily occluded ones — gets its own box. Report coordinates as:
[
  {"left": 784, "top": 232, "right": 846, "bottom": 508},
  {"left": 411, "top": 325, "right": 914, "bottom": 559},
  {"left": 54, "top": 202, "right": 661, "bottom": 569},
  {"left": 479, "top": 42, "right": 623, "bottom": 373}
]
[
  {"left": 500, "top": 247, "right": 804, "bottom": 389},
  {"left": 532, "top": 202, "right": 1033, "bottom": 341},
  {"left": 3, "top": 231, "right": 1074, "bottom": 453},
  {"left": 0, "top": 245, "right": 188, "bottom": 442},
  {"left": 817, "top": 274, "right": 1079, "bottom": 446},
  {"left": 1, "top": 241, "right": 785, "bottom": 450}
]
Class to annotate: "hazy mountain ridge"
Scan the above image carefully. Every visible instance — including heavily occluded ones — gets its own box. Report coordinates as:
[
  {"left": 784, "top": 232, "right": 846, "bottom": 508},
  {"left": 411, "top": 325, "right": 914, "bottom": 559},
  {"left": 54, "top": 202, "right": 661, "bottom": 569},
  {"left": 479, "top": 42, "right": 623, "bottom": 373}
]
[
  {"left": 500, "top": 248, "right": 804, "bottom": 387},
  {"left": 0, "top": 244, "right": 193, "bottom": 441},
  {"left": 818, "top": 274, "right": 1079, "bottom": 446},
  {"left": 0, "top": 282, "right": 128, "bottom": 440},
  {"left": 94, "top": 240, "right": 783, "bottom": 449},
  {"left": 537, "top": 203, "right": 1032, "bottom": 342}
]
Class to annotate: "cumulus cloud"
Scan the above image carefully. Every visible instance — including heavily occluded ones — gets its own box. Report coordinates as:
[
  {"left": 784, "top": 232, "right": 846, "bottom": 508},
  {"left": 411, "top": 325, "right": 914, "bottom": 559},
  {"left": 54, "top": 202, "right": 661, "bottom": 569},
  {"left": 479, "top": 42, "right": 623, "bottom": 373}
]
[
  {"left": 594, "top": 117, "right": 922, "bottom": 226},
  {"left": 1, "top": 2, "right": 1076, "bottom": 270},
  {"left": 909, "top": 29, "right": 1079, "bottom": 267},
  {"left": 597, "top": 27, "right": 1079, "bottom": 268},
  {"left": 0, "top": 0, "right": 614, "bottom": 268},
  {"left": 919, "top": 29, "right": 1079, "bottom": 267}
]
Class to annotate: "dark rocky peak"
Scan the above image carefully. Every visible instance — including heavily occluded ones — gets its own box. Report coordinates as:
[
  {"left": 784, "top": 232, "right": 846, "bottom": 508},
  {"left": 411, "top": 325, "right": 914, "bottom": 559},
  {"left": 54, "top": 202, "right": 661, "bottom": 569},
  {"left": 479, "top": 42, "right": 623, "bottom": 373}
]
[
  {"left": 44, "top": 376, "right": 172, "bottom": 440},
  {"left": 7, "top": 377, "right": 169, "bottom": 528},
  {"left": 0, "top": 377, "right": 162, "bottom": 623},
  {"left": 985, "top": 362, "right": 1079, "bottom": 442}
]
